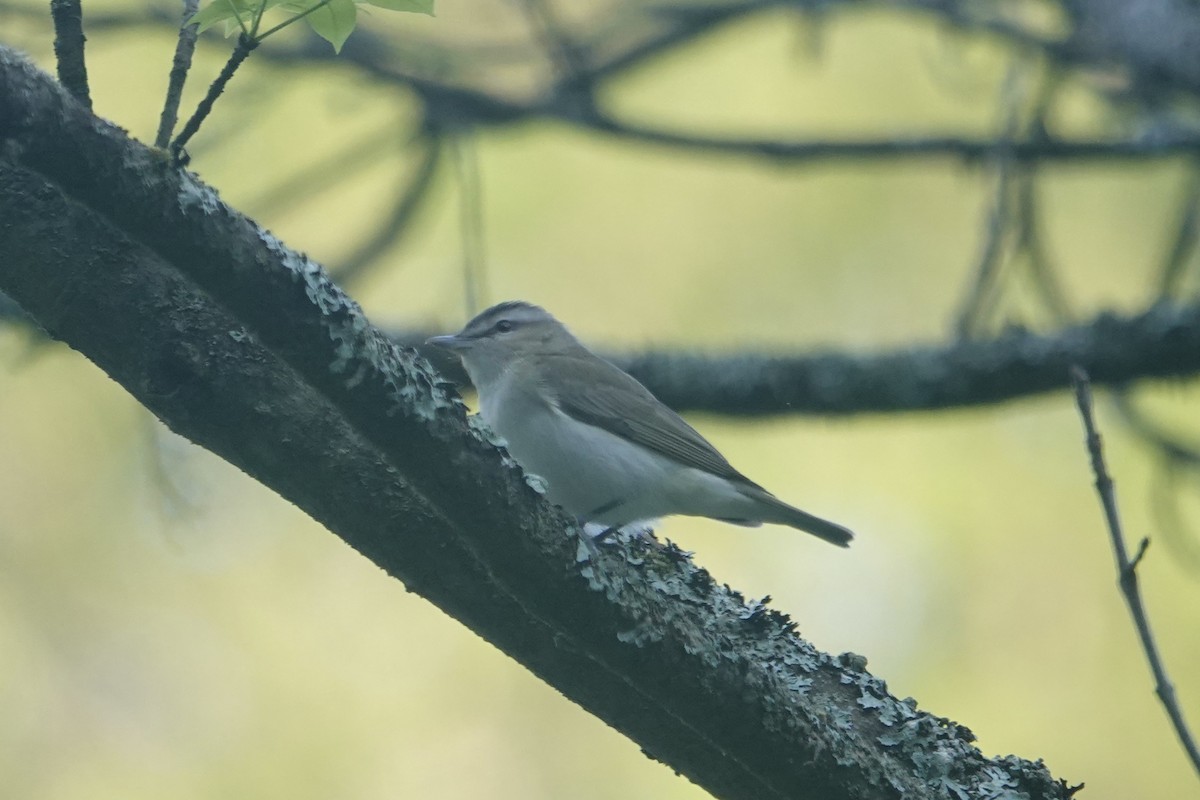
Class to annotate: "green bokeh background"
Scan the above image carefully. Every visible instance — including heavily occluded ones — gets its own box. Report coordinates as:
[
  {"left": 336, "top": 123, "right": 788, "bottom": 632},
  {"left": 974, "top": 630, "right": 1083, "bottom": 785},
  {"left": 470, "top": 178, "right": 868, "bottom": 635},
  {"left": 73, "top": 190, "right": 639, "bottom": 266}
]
[{"left": 2, "top": 3, "right": 1199, "bottom": 798}]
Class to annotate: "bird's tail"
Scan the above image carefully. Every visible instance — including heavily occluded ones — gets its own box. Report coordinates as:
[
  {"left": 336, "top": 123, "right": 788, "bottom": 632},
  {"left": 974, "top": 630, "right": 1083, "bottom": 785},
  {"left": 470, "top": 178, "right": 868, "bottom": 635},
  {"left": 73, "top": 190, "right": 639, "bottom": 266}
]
[{"left": 744, "top": 489, "right": 854, "bottom": 547}]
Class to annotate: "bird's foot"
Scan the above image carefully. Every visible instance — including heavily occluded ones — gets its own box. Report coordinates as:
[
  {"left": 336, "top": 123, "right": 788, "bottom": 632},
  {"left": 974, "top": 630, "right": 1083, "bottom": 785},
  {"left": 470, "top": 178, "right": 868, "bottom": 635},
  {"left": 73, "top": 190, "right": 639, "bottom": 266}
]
[{"left": 591, "top": 526, "right": 620, "bottom": 545}]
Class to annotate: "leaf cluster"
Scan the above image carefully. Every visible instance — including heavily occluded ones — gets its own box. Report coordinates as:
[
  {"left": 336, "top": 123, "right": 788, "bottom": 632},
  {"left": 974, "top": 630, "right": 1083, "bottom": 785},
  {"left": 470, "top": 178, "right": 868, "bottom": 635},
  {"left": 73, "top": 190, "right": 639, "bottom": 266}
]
[{"left": 190, "top": 0, "right": 432, "bottom": 52}]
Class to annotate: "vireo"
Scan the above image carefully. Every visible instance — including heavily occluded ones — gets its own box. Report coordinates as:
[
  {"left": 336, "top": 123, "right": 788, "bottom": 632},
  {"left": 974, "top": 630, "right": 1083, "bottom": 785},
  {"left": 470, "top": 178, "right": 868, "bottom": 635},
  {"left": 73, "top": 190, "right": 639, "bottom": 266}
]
[{"left": 428, "top": 301, "right": 853, "bottom": 547}]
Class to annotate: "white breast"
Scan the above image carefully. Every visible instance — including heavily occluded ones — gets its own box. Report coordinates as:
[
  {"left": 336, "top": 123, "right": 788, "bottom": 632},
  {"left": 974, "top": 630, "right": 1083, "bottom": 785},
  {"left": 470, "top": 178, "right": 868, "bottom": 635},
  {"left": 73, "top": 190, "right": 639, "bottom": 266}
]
[{"left": 478, "top": 367, "right": 755, "bottom": 527}]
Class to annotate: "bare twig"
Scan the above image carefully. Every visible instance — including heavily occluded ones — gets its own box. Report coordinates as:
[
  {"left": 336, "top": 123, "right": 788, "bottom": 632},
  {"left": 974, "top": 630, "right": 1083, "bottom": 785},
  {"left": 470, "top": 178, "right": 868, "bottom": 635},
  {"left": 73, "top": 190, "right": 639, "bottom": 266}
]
[
  {"left": 955, "top": 65, "right": 1031, "bottom": 338},
  {"left": 1109, "top": 390, "right": 1200, "bottom": 571},
  {"left": 336, "top": 135, "right": 443, "bottom": 283},
  {"left": 1015, "top": 168, "right": 1073, "bottom": 324},
  {"left": 1158, "top": 162, "right": 1200, "bottom": 298},
  {"left": 246, "top": 123, "right": 413, "bottom": 214},
  {"left": 49, "top": 0, "right": 91, "bottom": 109},
  {"left": 581, "top": 114, "right": 1200, "bottom": 165},
  {"left": 155, "top": 0, "right": 201, "bottom": 149},
  {"left": 1150, "top": 466, "right": 1200, "bottom": 572},
  {"left": 1070, "top": 367, "right": 1200, "bottom": 781},
  {"left": 171, "top": 33, "right": 259, "bottom": 162},
  {"left": 1110, "top": 391, "right": 1200, "bottom": 471},
  {"left": 520, "top": 0, "right": 590, "bottom": 85},
  {"left": 955, "top": 157, "right": 1016, "bottom": 337},
  {"left": 450, "top": 133, "right": 487, "bottom": 317},
  {"left": 954, "top": 65, "right": 1079, "bottom": 338}
]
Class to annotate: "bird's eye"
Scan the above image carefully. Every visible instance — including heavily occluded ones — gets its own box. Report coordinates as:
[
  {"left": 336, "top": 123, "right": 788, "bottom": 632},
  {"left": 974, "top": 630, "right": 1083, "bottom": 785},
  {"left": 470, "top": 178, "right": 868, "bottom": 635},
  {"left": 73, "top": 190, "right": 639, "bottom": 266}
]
[{"left": 494, "top": 320, "right": 514, "bottom": 334}]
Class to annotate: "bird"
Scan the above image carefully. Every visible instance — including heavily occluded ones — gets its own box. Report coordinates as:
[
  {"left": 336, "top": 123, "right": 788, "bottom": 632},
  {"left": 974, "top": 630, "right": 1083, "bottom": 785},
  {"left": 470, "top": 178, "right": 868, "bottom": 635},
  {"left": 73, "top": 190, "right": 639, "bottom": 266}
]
[{"left": 427, "top": 301, "right": 853, "bottom": 547}]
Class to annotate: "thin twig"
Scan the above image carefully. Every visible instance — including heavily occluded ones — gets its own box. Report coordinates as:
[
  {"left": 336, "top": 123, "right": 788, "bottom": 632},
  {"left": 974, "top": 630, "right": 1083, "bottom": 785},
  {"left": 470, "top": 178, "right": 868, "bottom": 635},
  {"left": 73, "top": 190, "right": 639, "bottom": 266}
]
[
  {"left": 1109, "top": 390, "right": 1200, "bottom": 572},
  {"left": 336, "top": 136, "right": 443, "bottom": 284},
  {"left": 241, "top": 37, "right": 1200, "bottom": 165},
  {"left": 155, "top": 0, "right": 201, "bottom": 149},
  {"left": 1070, "top": 367, "right": 1200, "bottom": 781},
  {"left": 170, "top": 33, "right": 259, "bottom": 161},
  {"left": 954, "top": 64, "right": 1026, "bottom": 338},
  {"left": 450, "top": 133, "right": 487, "bottom": 317},
  {"left": 255, "top": 0, "right": 333, "bottom": 40},
  {"left": 1158, "top": 162, "right": 1200, "bottom": 298},
  {"left": 247, "top": 123, "right": 417, "bottom": 213},
  {"left": 49, "top": 0, "right": 91, "bottom": 109},
  {"left": 583, "top": 113, "right": 1200, "bottom": 165},
  {"left": 954, "top": 157, "right": 1015, "bottom": 337},
  {"left": 522, "top": 0, "right": 588, "bottom": 76},
  {"left": 1016, "top": 74, "right": 1073, "bottom": 327},
  {"left": 1015, "top": 167, "right": 1072, "bottom": 324}
]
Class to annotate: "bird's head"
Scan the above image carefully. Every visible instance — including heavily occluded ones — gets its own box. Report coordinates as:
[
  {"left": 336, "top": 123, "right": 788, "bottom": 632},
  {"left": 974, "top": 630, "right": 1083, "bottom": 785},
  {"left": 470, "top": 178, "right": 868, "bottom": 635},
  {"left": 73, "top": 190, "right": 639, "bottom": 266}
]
[{"left": 427, "top": 301, "right": 581, "bottom": 388}]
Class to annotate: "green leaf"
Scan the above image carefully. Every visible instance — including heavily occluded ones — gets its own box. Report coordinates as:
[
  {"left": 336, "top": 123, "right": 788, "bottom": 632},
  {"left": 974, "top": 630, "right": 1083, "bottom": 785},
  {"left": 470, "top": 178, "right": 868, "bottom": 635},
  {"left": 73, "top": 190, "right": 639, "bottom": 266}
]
[
  {"left": 303, "top": 0, "right": 358, "bottom": 52},
  {"left": 360, "top": 0, "right": 433, "bottom": 14},
  {"left": 189, "top": 0, "right": 256, "bottom": 33}
]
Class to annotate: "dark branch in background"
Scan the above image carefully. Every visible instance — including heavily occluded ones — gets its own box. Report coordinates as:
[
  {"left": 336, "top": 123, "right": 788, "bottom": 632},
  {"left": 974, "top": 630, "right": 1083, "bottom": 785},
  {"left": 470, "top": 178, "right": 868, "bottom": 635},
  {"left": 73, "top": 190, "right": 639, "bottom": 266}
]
[
  {"left": 450, "top": 132, "right": 487, "bottom": 316},
  {"left": 0, "top": 48, "right": 1079, "bottom": 800},
  {"left": 954, "top": 138, "right": 1018, "bottom": 336},
  {"left": 245, "top": 123, "right": 413, "bottom": 215},
  {"left": 1071, "top": 368, "right": 1200, "bottom": 781},
  {"left": 578, "top": 120, "right": 1200, "bottom": 165},
  {"left": 284, "top": 45, "right": 1200, "bottom": 165},
  {"left": 1159, "top": 162, "right": 1200, "bottom": 297},
  {"left": 1063, "top": 0, "right": 1200, "bottom": 99},
  {"left": 9, "top": 291, "right": 1200, "bottom": 418},
  {"left": 1109, "top": 392, "right": 1200, "bottom": 570},
  {"left": 519, "top": 0, "right": 594, "bottom": 109},
  {"left": 1014, "top": 168, "right": 1072, "bottom": 324},
  {"left": 154, "top": 0, "right": 200, "bottom": 149},
  {"left": 14, "top": 0, "right": 1200, "bottom": 158},
  {"left": 954, "top": 65, "right": 1074, "bottom": 339},
  {"left": 48, "top": 0, "right": 90, "bottom": 109},
  {"left": 406, "top": 301, "right": 1200, "bottom": 416},
  {"left": 10, "top": 0, "right": 1200, "bottom": 288},
  {"left": 243, "top": 4, "right": 1200, "bottom": 167},
  {"left": 334, "top": 133, "right": 443, "bottom": 284}
]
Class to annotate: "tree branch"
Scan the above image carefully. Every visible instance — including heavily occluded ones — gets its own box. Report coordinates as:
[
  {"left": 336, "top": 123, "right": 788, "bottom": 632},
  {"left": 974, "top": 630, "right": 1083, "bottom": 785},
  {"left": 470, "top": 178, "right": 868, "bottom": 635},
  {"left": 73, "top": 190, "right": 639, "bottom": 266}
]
[
  {"left": 0, "top": 46, "right": 1076, "bottom": 800},
  {"left": 8, "top": 291, "right": 1200, "bottom": 420},
  {"left": 311, "top": 63, "right": 1200, "bottom": 165},
  {"left": 404, "top": 301, "right": 1200, "bottom": 417}
]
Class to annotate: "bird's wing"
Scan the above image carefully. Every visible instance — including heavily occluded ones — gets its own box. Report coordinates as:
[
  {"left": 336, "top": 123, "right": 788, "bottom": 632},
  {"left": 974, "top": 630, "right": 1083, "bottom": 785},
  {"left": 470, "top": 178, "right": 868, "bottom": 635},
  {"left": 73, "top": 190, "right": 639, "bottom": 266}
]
[{"left": 544, "top": 354, "right": 759, "bottom": 488}]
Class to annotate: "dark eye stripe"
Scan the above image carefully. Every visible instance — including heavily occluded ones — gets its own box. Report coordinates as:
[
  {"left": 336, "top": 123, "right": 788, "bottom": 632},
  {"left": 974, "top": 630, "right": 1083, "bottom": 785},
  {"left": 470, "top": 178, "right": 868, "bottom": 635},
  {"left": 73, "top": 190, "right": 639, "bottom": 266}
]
[{"left": 463, "top": 318, "right": 520, "bottom": 339}]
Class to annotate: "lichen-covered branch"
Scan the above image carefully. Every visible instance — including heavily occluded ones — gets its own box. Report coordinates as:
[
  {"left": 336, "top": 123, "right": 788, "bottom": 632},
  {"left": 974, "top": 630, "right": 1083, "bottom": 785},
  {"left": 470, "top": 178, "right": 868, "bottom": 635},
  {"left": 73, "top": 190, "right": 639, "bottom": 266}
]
[{"left": 0, "top": 47, "right": 1076, "bottom": 800}]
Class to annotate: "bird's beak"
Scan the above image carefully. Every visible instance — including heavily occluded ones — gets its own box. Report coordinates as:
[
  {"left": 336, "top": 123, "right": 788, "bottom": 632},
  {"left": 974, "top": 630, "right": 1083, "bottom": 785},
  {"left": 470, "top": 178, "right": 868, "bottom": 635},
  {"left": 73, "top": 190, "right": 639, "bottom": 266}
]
[{"left": 426, "top": 333, "right": 470, "bottom": 351}]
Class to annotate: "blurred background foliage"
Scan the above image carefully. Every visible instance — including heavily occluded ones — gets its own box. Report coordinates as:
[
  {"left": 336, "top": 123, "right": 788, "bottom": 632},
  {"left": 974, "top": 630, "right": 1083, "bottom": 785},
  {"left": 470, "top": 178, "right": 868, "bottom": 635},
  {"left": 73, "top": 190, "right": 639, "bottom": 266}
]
[{"left": 2, "top": 0, "right": 1200, "bottom": 797}]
